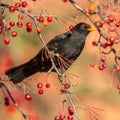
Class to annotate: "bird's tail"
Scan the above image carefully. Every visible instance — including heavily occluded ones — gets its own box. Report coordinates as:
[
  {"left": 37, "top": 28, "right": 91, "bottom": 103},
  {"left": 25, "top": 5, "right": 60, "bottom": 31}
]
[{"left": 5, "top": 58, "right": 40, "bottom": 84}]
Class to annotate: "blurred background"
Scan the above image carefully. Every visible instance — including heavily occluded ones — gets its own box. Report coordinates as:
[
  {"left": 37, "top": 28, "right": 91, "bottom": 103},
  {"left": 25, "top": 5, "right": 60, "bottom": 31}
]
[{"left": 0, "top": 0, "right": 120, "bottom": 120}]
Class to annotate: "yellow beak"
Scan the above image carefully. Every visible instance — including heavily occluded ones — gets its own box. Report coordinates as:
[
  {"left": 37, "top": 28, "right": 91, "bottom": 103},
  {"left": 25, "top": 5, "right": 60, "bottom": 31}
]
[{"left": 87, "top": 27, "right": 96, "bottom": 31}]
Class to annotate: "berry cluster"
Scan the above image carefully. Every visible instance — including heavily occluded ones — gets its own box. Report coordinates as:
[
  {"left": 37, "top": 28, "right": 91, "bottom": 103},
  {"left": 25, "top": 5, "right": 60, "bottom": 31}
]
[
  {"left": 37, "top": 82, "right": 51, "bottom": 95},
  {"left": 37, "top": 16, "right": 53, "bottom": 27},
  {"left": 0, "top": 19, "right": 18, "bottom": 44},
  {"left": 60, "top": 83, "right": 70, "bottom": 93},
  {"left": 98, "top": 56, "right": 107, "bottom": 71},
  {"left": 24, "top": 82, "right": 51, "bottom": 101},
  {"left": 0, "top": 0, "right": 75, "bottom": 46},
  {"left": 88, "top": 2, "right": 120, "bottom": 92},
  {"left": 9, "top": 1, "right": 28, "bottom": 12},
  {"left": 97, "top": 15, "right": 120, "bottom": 32},
  {"left": 26, "top": 21, "right": 33, "bottom": 33},
  {"left": 0, "top": 1, "right": 40, "bottom": 45},
  {"left": 54, "top": 106, "right": 74, "bottom": 120}
]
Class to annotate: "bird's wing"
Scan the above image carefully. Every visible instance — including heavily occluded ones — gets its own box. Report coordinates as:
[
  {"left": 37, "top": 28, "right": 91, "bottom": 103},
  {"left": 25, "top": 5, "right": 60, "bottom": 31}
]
[{"left": 47, "top": 31, "right": 72, "bottom": 46}]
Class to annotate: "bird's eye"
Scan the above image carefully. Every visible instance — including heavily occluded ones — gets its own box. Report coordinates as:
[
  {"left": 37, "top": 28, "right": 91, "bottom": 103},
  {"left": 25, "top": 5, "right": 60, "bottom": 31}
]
[{"left": 81, "top": 24, "right": 85, "bottom": 29}]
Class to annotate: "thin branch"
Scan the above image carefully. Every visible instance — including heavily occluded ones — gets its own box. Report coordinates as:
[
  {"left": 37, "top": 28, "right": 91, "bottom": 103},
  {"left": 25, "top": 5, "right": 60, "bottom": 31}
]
[
  {"left": 68, "top": 0, "right": 108, "bottom": 40},
  {"left": 0, "top": 79, "right": 27, "bottom": 119},
  {"left": 66, "top": 93, "right": 81, "bottom": 120}
]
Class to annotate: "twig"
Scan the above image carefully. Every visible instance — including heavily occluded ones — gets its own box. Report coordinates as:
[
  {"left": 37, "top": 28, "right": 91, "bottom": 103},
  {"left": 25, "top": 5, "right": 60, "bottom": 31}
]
[
  {"left": 0, "top": 78, "right": 27, "bottom": 119},
  {"left": 66, "top": 93, "right": 81, "bottom": 120},
  {"left": 68, "top": 0, "right": 120, "bottom": 66},
  {"left": 68, "top": 0, "right": 108, "bottom": 40}
]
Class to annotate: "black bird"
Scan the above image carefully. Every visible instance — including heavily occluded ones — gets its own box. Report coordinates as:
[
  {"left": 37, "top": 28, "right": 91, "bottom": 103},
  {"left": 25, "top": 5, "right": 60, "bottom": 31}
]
[{"left": 5, "top": 22, "right": 94, "bottom": 84}]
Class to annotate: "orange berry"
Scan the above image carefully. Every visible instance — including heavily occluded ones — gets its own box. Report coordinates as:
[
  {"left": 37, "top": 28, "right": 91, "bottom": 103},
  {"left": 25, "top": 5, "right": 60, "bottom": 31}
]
[{"left": 43, "top": 21, "right": 48, "bottom": 27}]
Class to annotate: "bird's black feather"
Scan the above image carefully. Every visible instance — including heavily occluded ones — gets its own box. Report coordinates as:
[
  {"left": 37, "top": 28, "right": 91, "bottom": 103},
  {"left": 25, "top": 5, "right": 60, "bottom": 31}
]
[{"left": 5, "top": 22, "right": 91, "bottom": 84}]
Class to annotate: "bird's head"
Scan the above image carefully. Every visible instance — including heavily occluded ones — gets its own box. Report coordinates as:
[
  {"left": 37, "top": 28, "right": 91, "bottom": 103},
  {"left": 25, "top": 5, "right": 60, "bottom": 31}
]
[{"left": 74, "top": 22, "right": 95, "bottom": 34}]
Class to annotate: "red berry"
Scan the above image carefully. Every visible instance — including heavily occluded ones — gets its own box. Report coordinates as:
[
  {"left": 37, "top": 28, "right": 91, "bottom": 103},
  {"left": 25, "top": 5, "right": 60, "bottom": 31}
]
[
  {"left": 109, "top": 36, "right": 115, "bottom": 43},
  {"left": 38, "top": 16, "right": 44, "bottom": 23},
  {"left": 4, "top": 97, "right": 9, "bottom": 102},
  {"left": 25, "top": 94, "right": 32, "bottom": 101},
  {"left": 45, "top": 83, "right": 51, "bottom": 88},
  {"left": 64, "top": 83, "right": 70, "bottom": 89},
  {"left": 117, "top": 84, "right": 120, "bottom": 90},
  {"left": 4, "top": 101, "right": 10, "bottom": 106},
  {"left": 21, "top": 1, "right": 28, "bottom": 8},
  {"left": 68, "top": 110, "right": 74, "bottom": 115},
  {"left": 84, "top": 8, "right": 90, "bottom": 14},
  {"left": 27, "top": 9, "right": 32, "bottom": 13},
  {"left": 97, "top": 20, "right": 105, "bottom": 27},
  {"left": 92, "top": 41, "right": 98, "bottom": 46},
  {"left": 114, "top": 36, "right": 119, "bottom": 44},
  {"left": 60, "top": 87, "right": 66, "bottom": 93},
  {"left": 4, "top": 38, "right": 10, "bottom": 45},
  {"left": 11, "top": 31, "right": 17, "bottom": 37},
  {"left": 55, "top": 116, "right": 60, "bottom": 120},
  {"left": 69, "top": 25, "right": 74, "bottom": 31},
  {"left": 105, "top": 18, "right": 110, "bottom": 24},
  {"left": 37, "top": 83, "right": 43, "bottom": 89},
  {"left": 105, "top": 40, "right": 113, "bottom": 46},
  {"left": 98, "top": 65, "right": 104, "bottom": 71},
  {"left": 101, "top": 43, "right": 107, "bottom": 48},
  {"left": 5, "top": 24, "right": 11, "bottom": 30},
  {"left": 38, "top": 89, "right": 44, "bottom": 94},
  {"left": 68, "top": 106, "right": 73, "bottom": 112},
  {"left": 63, "top": 0, "right": 68, "bottom": 2},
  {"left": 9, "top": 6, "right": 16, "bottom": 12},
  {"left": 47, "top": 16, "right": 52, "bottom": 22},
  {"left": 0, "top": 20, "right": 3, "bottom": 25},
  {"left": 26, "top": 22, "right": 32, "bottom": 27},
  {"left": 26, "top": 27, "right": 32, "bottom": 32},
  {"left": 116, "top": 65, "right": 120, "bottom": 72},
  {"left": 67, "top": 115, "right": 73, "bottom": 120},
  {"left": 101, "top": 56, "right": 106, "bottom": 62},
  {"left": 115, "top": 22, "right": 120, "bottom": 27},
  {"left": 17, "top": 21, "right": 23, "bottom": 27},
  {"left": 109, "top": 26, "right": 115, "bottom": 32},
  {"left": 90, "top": 63, "right": 95, "bottom": 68},
  {"left": 59, "top": 114, "right": 66, "bottom": 120},
  {"left": 4, "top": 97, "right": 10, "bottom": 106},
  {"left": 68, "top": 106, "right": 74, "bottom": 115},
  {"left": 0, "top": 28, "right": 3, "bottom": 33},
  {"left": 9, "top": 21, "right": 15, "bottom": 26},
  {"left": 108, "top": 16, "right": 115, "bottom": 22},
  {"left": 15, "top": 2, "right": 21, "bottom": 8},
  {"left": 18, "top": 14, "right": 24, "bottom": 19},
  {"left": 97, "top": 22, "right": 103, "bottom": 27}
]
